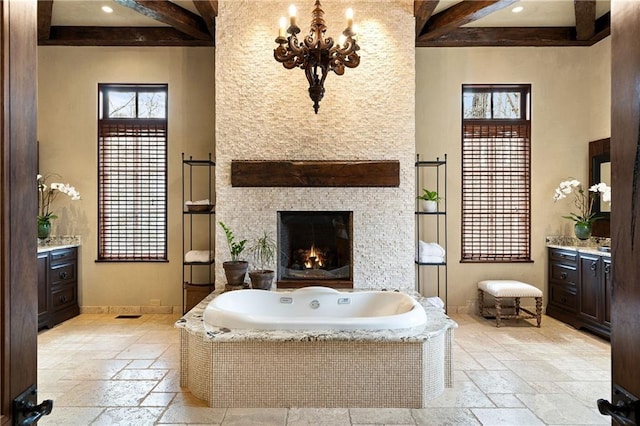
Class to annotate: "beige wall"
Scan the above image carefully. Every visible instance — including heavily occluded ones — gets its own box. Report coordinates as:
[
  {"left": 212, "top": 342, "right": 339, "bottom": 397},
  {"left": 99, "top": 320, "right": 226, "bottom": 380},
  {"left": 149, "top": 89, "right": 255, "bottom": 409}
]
[
  {"left": 38, "top": 47, "right": 215, "bottom": 311},
  {"left": 415, "top": 39, "right": 611, "bottom": 311}
]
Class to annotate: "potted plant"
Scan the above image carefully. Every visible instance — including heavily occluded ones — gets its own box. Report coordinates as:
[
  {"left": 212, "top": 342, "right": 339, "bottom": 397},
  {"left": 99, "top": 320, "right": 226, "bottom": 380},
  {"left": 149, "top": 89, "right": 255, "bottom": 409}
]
[
  {"left": 553, "top": 179, "right": 611, "bottom": 240},
  {"left": 248, "top": 231, "right": 276, "bottom": 290},
  {"left": 417, "top": 189, "right": 441, "bottom": 212},
  {"left": 218, "top": 221, "right": 248, "bottom": 290}
]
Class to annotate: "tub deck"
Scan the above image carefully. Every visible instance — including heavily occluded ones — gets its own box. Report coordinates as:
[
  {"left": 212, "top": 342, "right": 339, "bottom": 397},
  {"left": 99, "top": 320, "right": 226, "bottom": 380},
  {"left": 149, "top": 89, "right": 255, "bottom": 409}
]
[{"left": 176, "top": 290, "right": 457, "bottom": 408}]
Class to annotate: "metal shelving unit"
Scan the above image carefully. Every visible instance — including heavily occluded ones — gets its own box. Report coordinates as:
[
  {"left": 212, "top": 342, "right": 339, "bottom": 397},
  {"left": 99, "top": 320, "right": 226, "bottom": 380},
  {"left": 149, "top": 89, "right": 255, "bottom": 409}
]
[
  {"left": 415, "top": 154, "right": 448, "bottom": 311},
  {"left": 182, "top": 153, "right": 215, "bottom": 313}
]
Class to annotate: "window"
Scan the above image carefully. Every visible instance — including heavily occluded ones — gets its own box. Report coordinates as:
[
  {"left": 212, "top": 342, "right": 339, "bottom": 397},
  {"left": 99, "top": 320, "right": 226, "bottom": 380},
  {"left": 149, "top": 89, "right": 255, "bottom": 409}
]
[
  {"left": 461, "top": 84, "right": 531, "bottom": 262},
  {"left": 97, "top": 84, "right": 168, "bottom": 261}
]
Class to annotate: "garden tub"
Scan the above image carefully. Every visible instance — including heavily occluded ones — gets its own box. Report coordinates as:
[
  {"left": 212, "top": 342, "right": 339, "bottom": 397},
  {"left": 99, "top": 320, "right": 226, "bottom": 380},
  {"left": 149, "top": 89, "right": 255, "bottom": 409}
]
[{"left": 203, "top": 286, "right": 427, "bottom": 330}]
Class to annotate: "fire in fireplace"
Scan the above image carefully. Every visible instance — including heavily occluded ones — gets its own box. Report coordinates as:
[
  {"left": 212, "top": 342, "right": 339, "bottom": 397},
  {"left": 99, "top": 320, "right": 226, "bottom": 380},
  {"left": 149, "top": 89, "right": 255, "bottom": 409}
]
[{"left": 277, "top": 211, "right": 353, "bottom": 288}]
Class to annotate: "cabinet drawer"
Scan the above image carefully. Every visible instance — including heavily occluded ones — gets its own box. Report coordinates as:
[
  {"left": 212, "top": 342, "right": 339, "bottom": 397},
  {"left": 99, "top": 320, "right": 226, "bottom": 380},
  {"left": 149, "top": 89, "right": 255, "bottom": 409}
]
[
  {"left": 50, "top": 248, "right": 77, "bottom": 264},
  {"left": 51, "top": 283, "right": 76, "bottom": 311},
  {"left": 50, "top": 263, "right": 76, "bottom": 285},
  {"left": 550, "top": 284, "right": 577, "bottom": 311},
  {"left": 550, "top": 263, "right": 578, "bottom": 286},
  {"left": 550, "top": 249, "right": 577, "bottom": 263}
]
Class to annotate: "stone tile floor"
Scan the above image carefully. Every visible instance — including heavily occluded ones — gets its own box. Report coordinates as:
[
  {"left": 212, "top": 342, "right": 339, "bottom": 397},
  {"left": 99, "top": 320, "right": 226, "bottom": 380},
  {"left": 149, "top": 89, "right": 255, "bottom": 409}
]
[{"left": 38, "top": 312, "right": 611, "bottom": 425}]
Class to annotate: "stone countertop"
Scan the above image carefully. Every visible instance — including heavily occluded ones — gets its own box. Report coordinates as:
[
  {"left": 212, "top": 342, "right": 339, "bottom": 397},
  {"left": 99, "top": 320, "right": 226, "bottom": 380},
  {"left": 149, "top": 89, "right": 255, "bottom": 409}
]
[
  {"left": 176, "top": 289, "right": 458, "bottom": 343},
  {"left": 545, "top": 235, "right": 611, "bottom": 258},
  {"left": 37, "top": 235, "right": 81, "bottom": 253},
  {"left": 546, "top": 244, "right": 611, "bottom": 258}
]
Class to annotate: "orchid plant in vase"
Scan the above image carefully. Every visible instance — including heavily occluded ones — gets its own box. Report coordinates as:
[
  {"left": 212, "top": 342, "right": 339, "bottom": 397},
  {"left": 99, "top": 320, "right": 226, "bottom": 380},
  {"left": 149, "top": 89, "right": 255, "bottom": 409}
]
[
  {"left": 37, "top": 174, "right": 81, "bottom": 239},
  {"left": 553, "top": 179, "right": 611, "bottom": 240}
]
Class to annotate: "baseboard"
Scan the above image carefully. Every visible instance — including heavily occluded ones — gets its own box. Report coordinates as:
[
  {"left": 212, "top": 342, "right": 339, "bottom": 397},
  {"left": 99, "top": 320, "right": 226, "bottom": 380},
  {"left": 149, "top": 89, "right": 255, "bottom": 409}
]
[{"left": 80, "top": 305, "right": 179, "bottom": 314}]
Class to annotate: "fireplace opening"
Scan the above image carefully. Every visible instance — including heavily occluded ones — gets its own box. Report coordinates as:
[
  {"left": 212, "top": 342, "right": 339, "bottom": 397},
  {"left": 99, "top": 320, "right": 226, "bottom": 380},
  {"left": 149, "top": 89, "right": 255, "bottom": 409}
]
[{"left": 277, "top": 211, "right": 353, "bottom": 288}]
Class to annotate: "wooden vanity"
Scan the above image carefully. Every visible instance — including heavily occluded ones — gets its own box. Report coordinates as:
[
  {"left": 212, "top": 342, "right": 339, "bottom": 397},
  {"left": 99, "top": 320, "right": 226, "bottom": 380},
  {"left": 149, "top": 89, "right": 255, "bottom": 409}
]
[
  {"left": 547, "top": 246, "right": 611, "bottom": 339},
  {"left": 38, "top": 246, "right": 79, "bottom": 329}
]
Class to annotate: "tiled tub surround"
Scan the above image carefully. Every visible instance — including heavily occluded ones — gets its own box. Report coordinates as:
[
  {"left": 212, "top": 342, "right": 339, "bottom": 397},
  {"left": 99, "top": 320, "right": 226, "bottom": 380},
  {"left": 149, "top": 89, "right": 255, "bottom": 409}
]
[{"left": 177, "top": 291, "right": 457, "bottom": 408}]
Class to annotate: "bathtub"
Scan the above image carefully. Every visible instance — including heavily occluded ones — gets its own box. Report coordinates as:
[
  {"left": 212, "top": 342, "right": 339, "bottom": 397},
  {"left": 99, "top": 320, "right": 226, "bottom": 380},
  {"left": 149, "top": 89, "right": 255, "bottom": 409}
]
[{"left": 203, "top": 286, "right": 427, "bottom": 330}]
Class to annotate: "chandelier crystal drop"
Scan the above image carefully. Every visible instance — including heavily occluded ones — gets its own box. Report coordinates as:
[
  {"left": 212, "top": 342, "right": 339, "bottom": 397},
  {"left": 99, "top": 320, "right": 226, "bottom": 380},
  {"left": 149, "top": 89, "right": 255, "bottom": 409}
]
[{"left": 274, "top": 1, "right": 361, "bottom": 113}]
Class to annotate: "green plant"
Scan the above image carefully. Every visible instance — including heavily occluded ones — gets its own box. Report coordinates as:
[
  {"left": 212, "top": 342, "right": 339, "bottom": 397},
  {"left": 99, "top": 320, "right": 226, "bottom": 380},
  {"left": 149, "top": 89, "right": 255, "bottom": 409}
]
[
  {"left": 218, "top": 221, "right": 247, "bottom": 262},
  {"left": 417, "top": 189, "right": 441, "bottom": 202},
  {"left": 553, "top": 179, "right": 611, "bottom": 225},
  {"left": 37, "top": 173, "right": 81, "bottom": 225},
  {"left": 250, "top": 231, "right": 276, "bottom": 271}
]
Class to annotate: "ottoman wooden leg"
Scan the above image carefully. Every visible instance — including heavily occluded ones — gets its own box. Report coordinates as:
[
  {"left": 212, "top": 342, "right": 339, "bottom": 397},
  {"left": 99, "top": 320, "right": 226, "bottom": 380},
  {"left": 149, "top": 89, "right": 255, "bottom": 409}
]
[
  {"left": 478, "top": 289, "right": 485, "bottom": 316},
  {"left": 495, "top": 297, "right": 502, "bottom": 327},
  {"left": 535, "top": 296, "right": 542, "bottom": 327},
  {"left": 515, "top": 297, "right": 521, "bottom": 316}
]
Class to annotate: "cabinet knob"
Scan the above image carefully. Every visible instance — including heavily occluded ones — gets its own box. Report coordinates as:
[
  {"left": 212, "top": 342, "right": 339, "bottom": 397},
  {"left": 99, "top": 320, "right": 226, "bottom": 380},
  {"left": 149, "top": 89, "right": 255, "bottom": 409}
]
[
  {"left": 60, "top": 295, "right": 67, "bottom": 303},
  {"left": 560, "top": 272, "right": 568, "bottom": 280},
  {"left": 59, "top": 271, "right": 67, "bottom": 280},
  {"left": 560, "top": 296, "right": 567, "bottom": 303}
]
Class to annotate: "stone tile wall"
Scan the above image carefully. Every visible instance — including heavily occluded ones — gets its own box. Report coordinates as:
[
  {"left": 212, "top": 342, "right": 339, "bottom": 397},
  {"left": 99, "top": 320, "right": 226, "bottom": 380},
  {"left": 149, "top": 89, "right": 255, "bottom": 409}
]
[{"left": 215, "top": 0, "right": 415, "bottom": 290}]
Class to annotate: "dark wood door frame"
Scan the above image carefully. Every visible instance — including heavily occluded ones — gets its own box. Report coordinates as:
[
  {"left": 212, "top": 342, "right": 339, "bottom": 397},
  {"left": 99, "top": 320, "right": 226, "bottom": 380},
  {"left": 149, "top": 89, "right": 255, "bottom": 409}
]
[
  {"left": 1, "top": 0, "right": 39, "bottom": 424},
  {"left": 602, "top": 0, "right": 640, "bottom": 423}
]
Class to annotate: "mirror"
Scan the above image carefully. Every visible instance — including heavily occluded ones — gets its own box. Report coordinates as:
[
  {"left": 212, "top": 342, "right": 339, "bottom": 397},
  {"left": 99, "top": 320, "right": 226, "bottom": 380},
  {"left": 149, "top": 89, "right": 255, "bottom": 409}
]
[
  {"left": 597, "top": 160, "right": 611, "bottom": 213},
  {"left": 589, "top": 138, "right": 610, "bottom": 237},
  {"left": 592, "top": 151, "right": 611, "bottom": 215}
]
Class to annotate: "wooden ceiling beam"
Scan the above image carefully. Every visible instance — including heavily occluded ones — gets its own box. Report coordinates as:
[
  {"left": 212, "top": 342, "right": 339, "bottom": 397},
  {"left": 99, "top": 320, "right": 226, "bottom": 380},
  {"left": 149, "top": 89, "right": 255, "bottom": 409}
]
[
  {"left": 39, "top": 26, "right": 213, "bottom": 47},
  {"left": 113, "top": 0, "right": 211, "bottom": 41},
  {"left": 574, "top": 0, "right": 596, "bottom": 41},
  {"left": 192, "top": 0, "right": 218, "bottom": 39},
  {"left": 418, "top": 0, "right": 519, "bottom": 41},
  {"left": 414, "top": 1, "right": 439, "bottom": 37},
  {"left": 37, "top": 0, "right": 54, "bottom": 42},
  {"left": 592, "top": 11, "right": 611, "bottom": 42},
  {"left": 416, "top": 27, "right": 600, "bottom": 47}
]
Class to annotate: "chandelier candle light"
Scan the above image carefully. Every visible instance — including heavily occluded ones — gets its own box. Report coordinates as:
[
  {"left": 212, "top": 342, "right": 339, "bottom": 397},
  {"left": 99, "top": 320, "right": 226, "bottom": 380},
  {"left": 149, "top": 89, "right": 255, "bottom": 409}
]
[{"left": 274, "top": 1, "right": 361, "bottom": 113}]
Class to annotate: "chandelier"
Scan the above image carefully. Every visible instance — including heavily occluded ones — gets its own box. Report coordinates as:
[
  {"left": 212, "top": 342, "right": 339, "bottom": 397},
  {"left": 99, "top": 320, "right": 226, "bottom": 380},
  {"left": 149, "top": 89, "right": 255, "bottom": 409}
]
[{"left": 274, "top": 1, "right": 360, "bottom": 113}]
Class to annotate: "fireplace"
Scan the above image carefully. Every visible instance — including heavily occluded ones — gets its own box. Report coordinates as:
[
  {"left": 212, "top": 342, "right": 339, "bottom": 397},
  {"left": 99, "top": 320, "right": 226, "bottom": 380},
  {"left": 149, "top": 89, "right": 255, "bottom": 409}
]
[{"left": 277, "top": 211, "right": 353, "bottom": 288}]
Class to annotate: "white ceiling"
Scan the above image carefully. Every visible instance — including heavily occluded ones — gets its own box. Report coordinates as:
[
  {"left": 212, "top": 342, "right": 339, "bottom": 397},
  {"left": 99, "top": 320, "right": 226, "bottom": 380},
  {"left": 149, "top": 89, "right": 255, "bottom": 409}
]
[
  {"left": 52, "top": 0, "right": 200, "bottom": 27},
  {"left": 51, "top": 0, "right": 611, "bottom": 29}
]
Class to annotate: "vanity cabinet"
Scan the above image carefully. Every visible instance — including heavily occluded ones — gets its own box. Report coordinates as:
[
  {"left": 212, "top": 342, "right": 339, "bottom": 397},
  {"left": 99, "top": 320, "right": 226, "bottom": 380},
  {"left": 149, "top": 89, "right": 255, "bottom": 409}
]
[
  {"left": 577, "top": 253, "right": 611, "bottom": 336},
  {"left": 37, "top": 252, "right": 51, "bottom": 329},
  {"left": 547, "top": 247, "right": 611, "bottom": 339},
  {"left": 547, "top": 248, "right": 579, "bottom": 326},
  {"left": 38, "top": 247, "right": 79, "bottom": 329}
]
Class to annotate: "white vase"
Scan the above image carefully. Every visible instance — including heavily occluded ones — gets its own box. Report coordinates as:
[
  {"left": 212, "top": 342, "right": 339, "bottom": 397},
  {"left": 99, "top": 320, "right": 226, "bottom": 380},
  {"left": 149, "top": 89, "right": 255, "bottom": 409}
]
[{"left": 422, "top": 200, "right": 438, "bottom": 212}]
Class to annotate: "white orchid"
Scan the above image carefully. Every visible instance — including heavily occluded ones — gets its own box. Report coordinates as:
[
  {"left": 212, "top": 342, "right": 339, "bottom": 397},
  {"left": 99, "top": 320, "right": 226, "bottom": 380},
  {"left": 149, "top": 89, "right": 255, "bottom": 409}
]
[
  {"left": 553, "top": 178, "right": 610, "bottom": 224},
  {"left": 37, "top": 174, "right": 81, "bottom": 224},
  {"left": 589, "top": 182, "right": 612, "bottom": 205}
]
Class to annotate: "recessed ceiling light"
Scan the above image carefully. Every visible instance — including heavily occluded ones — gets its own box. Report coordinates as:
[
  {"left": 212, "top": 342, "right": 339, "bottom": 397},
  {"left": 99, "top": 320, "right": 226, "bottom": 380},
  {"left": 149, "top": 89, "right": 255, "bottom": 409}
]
[
  {"left": 512, "top": 6, "right": 524, "bottom": 13},
  {"left": 102, "top": 5, "right": 113, "bottom": 13}
]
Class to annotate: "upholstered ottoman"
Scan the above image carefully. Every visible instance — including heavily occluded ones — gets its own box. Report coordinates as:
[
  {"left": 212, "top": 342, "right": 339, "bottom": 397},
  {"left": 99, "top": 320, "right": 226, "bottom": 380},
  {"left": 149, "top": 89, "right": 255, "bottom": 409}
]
[{"left": 478, "top": 280, "right": 543, "bottom": 327}]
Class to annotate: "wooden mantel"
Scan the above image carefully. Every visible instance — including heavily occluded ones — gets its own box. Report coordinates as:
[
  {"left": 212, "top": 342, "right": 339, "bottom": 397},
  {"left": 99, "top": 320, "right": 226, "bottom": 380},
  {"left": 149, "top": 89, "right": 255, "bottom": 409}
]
[{"left": 230, "top": 160, "right": 400, "bottom": 187}]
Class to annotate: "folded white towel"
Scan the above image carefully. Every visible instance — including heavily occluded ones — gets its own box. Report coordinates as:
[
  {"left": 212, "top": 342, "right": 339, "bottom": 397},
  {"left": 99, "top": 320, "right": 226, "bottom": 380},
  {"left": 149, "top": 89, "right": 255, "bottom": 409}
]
[
  {"left": 185, "top": 250, "right": 214, "bottom": 263},
  {"left": 425, "top": 297, "right": 445, "bottom": 310},
  {"left": 185, "top": 199, "right": 211, "bottom": 205},
  {"left": 419, "top": 240, "right": 446, "bottom": 257},
  {"left": 419, "top": 255, "right": 445, "bottom": 264}
]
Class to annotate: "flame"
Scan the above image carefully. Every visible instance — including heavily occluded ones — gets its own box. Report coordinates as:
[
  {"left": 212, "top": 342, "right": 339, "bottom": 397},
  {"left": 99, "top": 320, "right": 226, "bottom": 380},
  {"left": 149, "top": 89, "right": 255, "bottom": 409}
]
[{"left": 305, "top": 244, "right": 324, "bottom": 268}]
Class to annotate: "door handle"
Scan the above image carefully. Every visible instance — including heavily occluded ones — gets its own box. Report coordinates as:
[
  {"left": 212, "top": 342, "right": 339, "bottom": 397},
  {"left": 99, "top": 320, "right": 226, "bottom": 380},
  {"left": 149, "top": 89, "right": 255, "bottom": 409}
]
[
  {"left": 597, "top": 398, "right": 639, "bottom": 426},
  {"left": 12, "top": 385, "right": 53, "bottom": 426}
]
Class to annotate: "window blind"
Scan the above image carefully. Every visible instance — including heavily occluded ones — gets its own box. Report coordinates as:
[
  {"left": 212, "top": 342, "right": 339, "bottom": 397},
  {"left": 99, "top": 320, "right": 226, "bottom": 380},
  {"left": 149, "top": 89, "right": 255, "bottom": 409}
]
[
  {"left": 461, "top": 121, "right": 531, "bottom": 262},
  {"left": 98, "top": 119, "right": 167, "bottom": 261}
]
